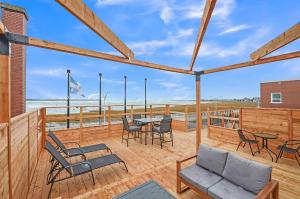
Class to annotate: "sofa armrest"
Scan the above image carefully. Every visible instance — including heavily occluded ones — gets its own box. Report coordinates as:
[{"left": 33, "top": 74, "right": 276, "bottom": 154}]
[
  {"left": 255, "top": 180, "right": 279, "bottom": 199},
  {"left": 177, "top": 155, "right": 197, "bottom": 164},
  {"left": 176, "top": 155, "right": 197, "bottom": 193}
]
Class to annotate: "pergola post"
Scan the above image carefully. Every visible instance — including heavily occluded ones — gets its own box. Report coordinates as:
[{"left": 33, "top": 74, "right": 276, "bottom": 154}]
[
  {"left": 195, "top": 73, "right": 202, "bottom": 152},
  {"left": 0, "top": 33, "right": 12, "bottom": 199}
]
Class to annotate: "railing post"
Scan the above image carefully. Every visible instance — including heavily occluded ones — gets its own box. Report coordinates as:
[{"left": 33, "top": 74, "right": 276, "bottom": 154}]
[
  {"left": 239, "top": 108, "right": 243, "bottom": 129},
  {"left": 108, "top": 106, "right": 111, "bottom": 137},
  {"left": 150, "top": 105, "right": 153, "bottom": 118},
  {"left": 80, "top": 106, "right": 83, "bottom": 128},
  {"left": 207, "top": 108, "right": 211, "bottom": 137},
  {"left": 184, "top": 106, "right": 188, "bottom": 132},
  {"left": 165, "top": 104, "right": 170, "bottom": 115},
  {"left": 40, "top": 108, "right": 46, "bottom": 148},
  {"left": 79, "top": 107, "right": 83, "bottom": 144},
  {"left": 288, "top": 109, "right": 293, "bottom": 139},
  {"left": 130, "top": 105, "right": 133, "bottom": 120}
]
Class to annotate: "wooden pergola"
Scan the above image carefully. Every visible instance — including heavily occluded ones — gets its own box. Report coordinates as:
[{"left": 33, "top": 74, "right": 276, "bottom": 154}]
[{"left": 0, "top": 0, "right": 300, "bottom": 159}]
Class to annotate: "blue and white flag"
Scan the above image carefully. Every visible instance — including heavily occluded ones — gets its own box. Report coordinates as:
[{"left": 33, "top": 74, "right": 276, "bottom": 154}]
[{"left": 69, "top": 76, "right": 85, "bottom": 97}]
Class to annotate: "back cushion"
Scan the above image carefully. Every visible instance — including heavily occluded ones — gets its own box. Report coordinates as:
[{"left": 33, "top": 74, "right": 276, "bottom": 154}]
[
  {"left": 222, "top": 153, "right": 272, "bottom": 194},
  {"left": 196, "top": 144, "right": 228, "bottom": 175}
]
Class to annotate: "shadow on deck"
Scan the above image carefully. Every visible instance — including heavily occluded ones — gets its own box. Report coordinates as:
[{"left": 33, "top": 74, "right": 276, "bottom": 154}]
[{"left": 27, "top": 129, "right": 300, "bottom": 199}]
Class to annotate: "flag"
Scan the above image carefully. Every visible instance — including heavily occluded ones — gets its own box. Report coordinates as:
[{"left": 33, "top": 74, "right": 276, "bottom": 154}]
[{"left": 69, "top": 76, "right": 85, "bottom": 97}]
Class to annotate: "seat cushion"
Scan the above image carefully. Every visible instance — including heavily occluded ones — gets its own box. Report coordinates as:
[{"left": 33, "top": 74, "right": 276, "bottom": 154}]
[
  {"left": 129, "top": 125, "right": 141, "bottom": 131},
  {"left": 179, "top": 164, "right": 223, "bottom": 193},
  {"left": 208, "top": 179, "right": 256, "bottom": 199},
  {"left": 222, "top": 153, "right": 271, "bottom": 194},
  {"left": 196, "top": 144, "right": 228, "bottom": 175}
]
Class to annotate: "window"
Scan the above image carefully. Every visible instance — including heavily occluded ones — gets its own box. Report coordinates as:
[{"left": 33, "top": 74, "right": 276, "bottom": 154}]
[{"left": 271, "top": 93, "right": 282, "bottom": 103}]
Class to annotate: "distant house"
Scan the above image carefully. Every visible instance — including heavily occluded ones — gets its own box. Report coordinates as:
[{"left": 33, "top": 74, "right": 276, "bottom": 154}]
[{"left": 260, "top": 79, "right": 300, "bottom": 109}]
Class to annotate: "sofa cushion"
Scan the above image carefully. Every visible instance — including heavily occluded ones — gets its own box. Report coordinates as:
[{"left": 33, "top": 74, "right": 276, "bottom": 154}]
[
  {"left": 208, "top": 179, "right": 256, "bottom": 199},
  {"left": 196, "top": 144, "right": 228, "bottom": 175},
  {"left": 180, "top": 164, "right": 223, "bottom": 194},
  {"left": 222, "top": 153, "right": 271, "bottom": 194}
]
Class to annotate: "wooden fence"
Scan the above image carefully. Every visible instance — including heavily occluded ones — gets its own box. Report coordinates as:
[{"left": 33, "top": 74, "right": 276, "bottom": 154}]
[
  {"left": 0, "top": 109, "right": 44, "bottom": 199},
  {"left": 208, "top": 107, "right": 300, "bottom": 151},
  {"left": 46, "top": 104, "right": 194, "bottom": 143}
]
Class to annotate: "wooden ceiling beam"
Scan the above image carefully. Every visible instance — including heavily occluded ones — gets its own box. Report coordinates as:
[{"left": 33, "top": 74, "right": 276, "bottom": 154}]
[
  {"left": 189, "top": 0, "right": 217, "bottom": 71},
  {"left": 55, "top": 0, "right": 134, "bottom": 60},
  {"left": 251, "top": 22, "right": 300, "bottom": 60},
  {"left": 26, "top": 37, "right": 193, "bottom": 75},
  {"left": 202, "top": 51, "right": 300, "bottom": 74}
]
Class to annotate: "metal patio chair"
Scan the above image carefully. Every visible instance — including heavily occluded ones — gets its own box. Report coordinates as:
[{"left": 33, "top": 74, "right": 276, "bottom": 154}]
[
  {"left": 45, "top": 141, "right": 128, "bottom": 199},
  {"left": 48, "top": 131, "right": 112, "bottom": 158},
  {"left": 236, "top": 129, "right": 260, "bottom": 156},
  {"left": 153, "top": 114, "right": 171, "bottom": 127},
  {"left": 152, "top": 118, "right": 173, "bottom": 149},
  {"left": 276, "top": 140, "right": 300, "bottom": 166},
  {"left": 122, "top": 117, "right": 142, "bottom": 146}
]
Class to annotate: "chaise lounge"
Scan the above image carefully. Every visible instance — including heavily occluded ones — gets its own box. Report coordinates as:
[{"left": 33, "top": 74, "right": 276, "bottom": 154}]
[
  {"left": 48, "top": 131, "right": 112, "bottom": 157},
  {"left": 45, "top": 141, "right": 128, "bottom": 199},
  {"left": 177, "top": 144, "right": 279, "bottom": 199}
]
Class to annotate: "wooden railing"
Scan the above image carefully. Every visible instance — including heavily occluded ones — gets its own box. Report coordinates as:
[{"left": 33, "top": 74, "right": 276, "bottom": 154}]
[
  {"left": 0, "top": 109, "right": 45, "bottom": 199},
  {"left": 42, "top": 104, "right": 199, "bottom": 133},
  {"left": 208, "top": 107, "right": 300, "bottom": 151}
]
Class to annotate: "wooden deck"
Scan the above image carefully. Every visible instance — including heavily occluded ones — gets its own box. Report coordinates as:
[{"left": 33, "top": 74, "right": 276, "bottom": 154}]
[{"left": 27, "top": 129, "right": 300, "bottom": 199}]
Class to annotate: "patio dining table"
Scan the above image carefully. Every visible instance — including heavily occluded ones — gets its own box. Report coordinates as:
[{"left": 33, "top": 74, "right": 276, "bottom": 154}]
[
  {"left": 253, "top": 132, "right": 278, "bottom": 162},
  {"left": 134, "top": 118, "right": 162, "bottom": 145}
]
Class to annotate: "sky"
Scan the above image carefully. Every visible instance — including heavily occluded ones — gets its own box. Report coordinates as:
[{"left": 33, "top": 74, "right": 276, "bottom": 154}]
[{"left": 4, "top": 0, "right": 300, "bottom": 102}]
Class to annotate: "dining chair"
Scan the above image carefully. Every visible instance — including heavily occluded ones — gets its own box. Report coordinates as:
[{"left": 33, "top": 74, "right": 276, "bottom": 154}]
[
  {"left": 236, "top": 129, "right": 260, "bottom": 156},
  {"left": 276, "top": 140, "right": 300, "bottom": 166}
]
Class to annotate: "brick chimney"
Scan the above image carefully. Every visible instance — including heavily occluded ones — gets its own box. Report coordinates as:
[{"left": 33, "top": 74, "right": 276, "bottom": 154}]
[{"left": 1, "top": 2, "right": 28, "bottom": 117}]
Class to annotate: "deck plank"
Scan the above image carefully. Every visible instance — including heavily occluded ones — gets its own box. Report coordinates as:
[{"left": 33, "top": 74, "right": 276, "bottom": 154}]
[{"left": 27, "top": 130, "right": 300, "bottom": 199}]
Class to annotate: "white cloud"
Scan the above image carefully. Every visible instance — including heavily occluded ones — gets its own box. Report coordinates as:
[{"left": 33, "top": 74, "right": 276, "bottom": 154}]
[
  {"left": 166, "top": 27, "right": 270, "bottom": 58},
  {"left": 160, "top": 6, "right": 173, "bottom": 24},
  {"left": 128, "top": 28, "right": 194, "bottom": 55},
  {"left": 218, "top": 24, "right": 252, "bottom": 35},
  {"left": 96, "top": 0, "right": 136, "bottom": 6},
  {"left": 182, "top": 0, "right": 235, "bottom": 21},
  {"left": 103, "top": 78, "right": 135, "bottom": 85},
  {"left": 28, "top": 68, "right": 66, "bottom": 77}
]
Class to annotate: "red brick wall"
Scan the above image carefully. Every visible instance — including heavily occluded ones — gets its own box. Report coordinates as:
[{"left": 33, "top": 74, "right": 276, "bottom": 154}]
[
  {"left": 260, "top": 80, "right": 300, "bottom": 109},
  {"left": 1, "top": 7, "right": 27, "bottom": 117}
]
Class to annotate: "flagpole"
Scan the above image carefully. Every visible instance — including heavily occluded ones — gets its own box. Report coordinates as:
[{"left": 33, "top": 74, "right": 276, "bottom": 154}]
[
  {"left": 124, "top": 75, "right": 127, "bottom": 116},
  {"left": 99, "top": 73, "right": 102, "bottom": 125},
  {"left": 67, "top": 69, "right": 71, "bottom": 128},
  {"left": 144, "top": 78, "right": 147, "bottom": 118}
]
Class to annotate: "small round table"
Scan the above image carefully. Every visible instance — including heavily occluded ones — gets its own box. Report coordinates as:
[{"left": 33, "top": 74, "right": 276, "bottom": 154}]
[{"left": 253, "top": 132, "right": 278, "bottom": 161}]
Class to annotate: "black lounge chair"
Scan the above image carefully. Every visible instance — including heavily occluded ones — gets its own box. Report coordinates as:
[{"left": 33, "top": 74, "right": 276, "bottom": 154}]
[
  {"left": 48, "top": 131, "right": 111, "bottom": 158},
  {"left": 236, "top": 129, "right": 260, "bottom": 156},
  {"left": 152, "top": 118, "right": 173, "bottom": 149},
  {"left": 276, "top": 139, "right": 300, "bottom": 166},
  {"left": 45, "top": 140, "right": 128, "bottom": 199}
]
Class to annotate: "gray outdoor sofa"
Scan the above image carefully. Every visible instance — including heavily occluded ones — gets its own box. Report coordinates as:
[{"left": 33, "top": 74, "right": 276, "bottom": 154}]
[{"left": 177, "top": 144, "right": 279, "bottom": 199}]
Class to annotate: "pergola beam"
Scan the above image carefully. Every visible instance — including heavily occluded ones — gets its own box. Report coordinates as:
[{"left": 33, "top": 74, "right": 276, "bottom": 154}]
[
  {"left": 251, "top": 22, "right": 300, "bottom": 60},
  {"left": 5, "top": 32, "right": 193, "bottom": 75},
  {"left": 189, "top": 0, "right": 216, "bottom": 70},
  {"left": 202, "top": 51, "right": 300, "bottom": 74},
  {"left": 56, "top": 0, "right": 134, "bottom": 60}
]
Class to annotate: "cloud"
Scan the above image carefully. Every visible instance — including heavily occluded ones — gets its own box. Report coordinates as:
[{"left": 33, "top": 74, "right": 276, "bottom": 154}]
[
  {"left": 218, "top": 24, "right": 252, "bottom": 35},
  {"left": 182, "top": 0, "right": 235, "bottom": 21},
  {"left": 170, "top": 27, "right": 270, "bottom": 58},
  {"left": 96, "top": 0, "right": 136, "bottom": 6},
  {"left": 28, "top": 68, "right": 66, "bottom": 77},
  {"left": 128, "top": 28, "right": 194, "bottom": 55},
  {"left": 160, "top": 6, "right": 173, "bottom": 24},
  {"left": 103, "top": 78, "right": 135, "bottom": 85}
]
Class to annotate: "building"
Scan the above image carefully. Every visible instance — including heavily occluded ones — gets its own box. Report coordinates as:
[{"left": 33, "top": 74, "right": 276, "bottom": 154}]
[
  {"left": 260, "top": 79, "right": 300, "bottom": 109},
  {"left": 0, "top": 3, "right": 28, "bottom": 117}
]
